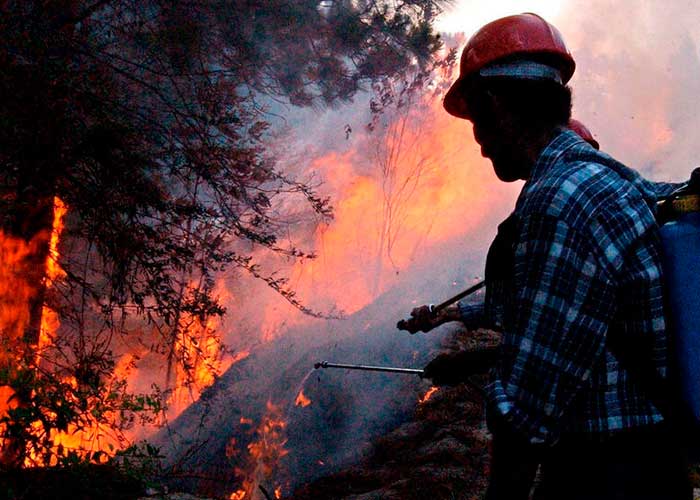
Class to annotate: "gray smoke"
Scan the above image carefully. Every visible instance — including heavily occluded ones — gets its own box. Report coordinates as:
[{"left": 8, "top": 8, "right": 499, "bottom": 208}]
[{"left": 559, "top": 0, "right": 700, "bottom": 180}]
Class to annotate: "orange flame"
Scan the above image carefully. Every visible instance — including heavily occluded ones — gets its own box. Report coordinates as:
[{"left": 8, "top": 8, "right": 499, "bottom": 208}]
[
  {"left": 257, "top": 90, "right": 516, "bottom": 337},
  {"left": 0, "top": 230, "right": 45, "bottom": 356},
  {"left": 33, "top": 200, "right": 127, "bottom": 463},
  {"left": 0, "top": 197, "right": 86, "bottom": 464},
  {"left": 0, "top": 232, "right": 33, "bottom": 432},
  {"left": 418, "top": 386, "right": 439, "bottom": 404},
  {"left": 294, "top": 389, "right": 311, "bottom": 408},
  {"left": 227, "top": 401, "right": 289, "bottom": 499},
  {"left": 155, "top": 283, "right": 248, "bottom": 423},
  {"left": 39, "top": 197, "right": 67, "bottom": 351},
  {"left": 247, "top": 401, "right": 289, "bottom": 468},
  {"left": 218, "top": 74, "right": 516, "bottom": 493}
]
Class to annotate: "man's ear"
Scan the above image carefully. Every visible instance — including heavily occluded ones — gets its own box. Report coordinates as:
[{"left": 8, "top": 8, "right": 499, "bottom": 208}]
[
  {"left": 486, "top": 89, "right": 510, "bottom": 118},
  {"left": 484, "top": 90, "right": 520, "bottom": 132}
]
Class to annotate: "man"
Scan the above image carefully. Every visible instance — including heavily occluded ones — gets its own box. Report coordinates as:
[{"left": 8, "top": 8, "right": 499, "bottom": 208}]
[
  {"left": 402, "top": 13, "right": 691, "bottom": 500},
  {"left": 568, "top": 119, "right": 599, "bottom": 150}
]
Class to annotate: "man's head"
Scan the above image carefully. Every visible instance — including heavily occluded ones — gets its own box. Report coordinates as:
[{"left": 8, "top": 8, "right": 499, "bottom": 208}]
[
  {"left": 568, "top": 119, "right": 600, "bottom": 149},
  {"left": 444, "top": 14, "right": 574, "bottom": 181}
]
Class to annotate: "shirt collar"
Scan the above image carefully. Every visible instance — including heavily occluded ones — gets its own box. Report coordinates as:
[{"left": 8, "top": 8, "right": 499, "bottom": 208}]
[{"left": 528, "top": 128, "right": 586, "bottom": 184}]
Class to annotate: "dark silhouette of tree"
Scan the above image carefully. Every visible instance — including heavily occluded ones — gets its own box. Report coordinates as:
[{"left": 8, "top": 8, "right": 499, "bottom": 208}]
[{"left": 0, "top": 0, "right": 446, "bottom": 466}]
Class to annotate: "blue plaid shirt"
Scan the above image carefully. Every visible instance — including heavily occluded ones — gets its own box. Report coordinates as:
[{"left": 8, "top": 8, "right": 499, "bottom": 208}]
[{"left": 460, "top": 129, "right": 682, "bottom": 445}]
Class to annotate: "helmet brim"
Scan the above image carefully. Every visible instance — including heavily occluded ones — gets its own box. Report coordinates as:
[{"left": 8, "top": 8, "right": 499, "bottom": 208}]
[{"left": 443, "top": 78, "right": 472, "bottom": 119}]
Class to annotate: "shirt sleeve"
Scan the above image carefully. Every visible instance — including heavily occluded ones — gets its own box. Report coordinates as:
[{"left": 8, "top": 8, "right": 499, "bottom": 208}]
[
  {"left": 457, "top": 300, "right": 486, "bottom": 330},
  {"left": 485, "top": 213, "right": 618, "bottom": 445},
  {"left": 650, "top": 180, "right": 685, "bottom": 198}
]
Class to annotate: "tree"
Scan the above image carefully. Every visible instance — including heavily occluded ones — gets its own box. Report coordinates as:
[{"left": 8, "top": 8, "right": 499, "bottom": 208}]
[
  {"left": 0, "top": 0, "right": 446, "bottom": 466},
  {"left": 364, "top": 48, "right": 457, "bottom": 295}
]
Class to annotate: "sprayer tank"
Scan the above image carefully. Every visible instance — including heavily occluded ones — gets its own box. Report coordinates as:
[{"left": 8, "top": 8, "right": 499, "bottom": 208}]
[{"left": 660, "top": 211, "right": 700, "bottom": 421}]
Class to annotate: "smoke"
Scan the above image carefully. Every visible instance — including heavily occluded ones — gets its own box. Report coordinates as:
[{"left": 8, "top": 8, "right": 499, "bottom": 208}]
[{"left": 558, "top": 0, "right": 700, "bottom": 181}]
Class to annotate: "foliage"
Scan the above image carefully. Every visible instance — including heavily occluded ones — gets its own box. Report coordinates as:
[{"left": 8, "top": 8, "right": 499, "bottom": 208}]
[
  {"left": 112, "top": 441, "right": 165, "bottom": 490},
  {"left": 0, "top": 0, "right": 446, "bottom": 465},
  {"left": 0, "top": 350, "right": 164, "bottom": 467}
]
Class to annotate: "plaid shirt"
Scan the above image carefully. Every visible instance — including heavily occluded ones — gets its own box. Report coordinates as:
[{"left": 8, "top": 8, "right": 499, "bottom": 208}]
[{"left": 460, "top": 129, "right": 682, "bottom": 445}]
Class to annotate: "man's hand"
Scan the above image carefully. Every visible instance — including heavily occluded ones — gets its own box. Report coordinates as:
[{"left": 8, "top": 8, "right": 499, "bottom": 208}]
[
  {"left": 397, "top": 303, "right": 461, "bottom": 334},
  {"left": 422, "top": 347, "right": 500, "bottom": 386}
]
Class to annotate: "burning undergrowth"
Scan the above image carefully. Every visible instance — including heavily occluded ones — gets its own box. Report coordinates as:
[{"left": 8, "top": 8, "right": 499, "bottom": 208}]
[
  {"left": 0, "top": 31, "right": 510, "bottom": 495},
  {"left": 152, "top": 249, "right": 488, "bottom": 497},
  {"left": 287, "top": 328, "right": 499, "bottom": 500}
]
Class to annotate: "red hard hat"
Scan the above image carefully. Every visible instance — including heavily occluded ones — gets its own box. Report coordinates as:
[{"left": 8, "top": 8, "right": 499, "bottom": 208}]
[
  {"left": 568, "top": 119, "right": 599, "bottom": 149},
  {"left": 444, "top": 13, "right": 575, "bottom": 119}
]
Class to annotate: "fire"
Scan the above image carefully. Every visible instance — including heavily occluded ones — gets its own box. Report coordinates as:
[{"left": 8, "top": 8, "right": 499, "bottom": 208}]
[
  {"left": 227, "top": 400, "right": 289, "bottom": 499},
  {"left": 33, "top": 199, "right": 126, "bottom": 464},
  {"left": 38, "top": 197, "right": 66, "bottom": 351},
  {"left": 44, "top": 198, "right": 67, "bottom": 284},
  {"left": 0, "top": 197, "right": 79, "bottom": 464},
  {"left": 217, "top": 63, "right": 516, "bottom": 493},
  {"left": 419, "top": 386, "right": 439, "bottom": 404},
  {"left": 257, "top": 86, "right": 516, "bottom": 337},
  {"left": 0, "top": 232, "right": 36, "bottom": 359},
  {"left": 167, "top": 293, "right": 230, "bottom": 417},
  {"left": 247, "top": 401, "right": 289, "bottom": 470},
  {"left": 141, "top": 281, "right": 250, "bottom": 424},
  {"left": 0, "top": 191, "right": 250, "bottom": 464},
  {"left": 294, "top": 389, "right": 311, "bottom": 408},
  {"left": 166, "top": 339, "right": 249, "bottom": 421},
  {"left": 0, "top": 41, "right": 511, "bottom": 483}
]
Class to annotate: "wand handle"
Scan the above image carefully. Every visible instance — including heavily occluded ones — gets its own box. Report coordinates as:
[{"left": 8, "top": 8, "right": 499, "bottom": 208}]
[
  {"left": 432, "top": 280, "right": 485, "bottom": 312},
  {"left": 314, "top": 361, "right": 424, "bottom": 376}
]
